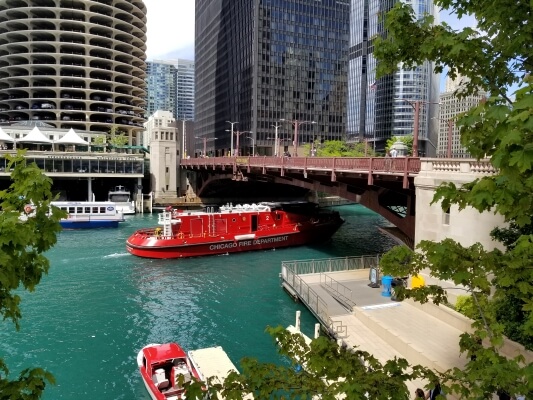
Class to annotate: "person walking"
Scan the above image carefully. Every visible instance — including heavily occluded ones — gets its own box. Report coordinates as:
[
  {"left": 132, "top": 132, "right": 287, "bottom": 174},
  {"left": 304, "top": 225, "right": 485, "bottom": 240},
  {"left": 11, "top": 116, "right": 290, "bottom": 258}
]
[
  {"left": 414, "top": 388, "right": 425, "bottom": 399},
  {"left": 426, "top": 382, "right": 444, "bottom": 400}
]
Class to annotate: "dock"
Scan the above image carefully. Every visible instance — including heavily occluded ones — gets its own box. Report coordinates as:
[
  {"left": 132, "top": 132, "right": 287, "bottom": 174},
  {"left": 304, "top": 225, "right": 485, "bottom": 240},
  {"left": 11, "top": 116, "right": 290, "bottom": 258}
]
[
  {"left": 188, "top": 346, "right": 254, "bottom": 399},
  {"left": 280, "top": 256, "right": 475, "bottom": 395},
  {"left": 188, "top": 346, "right": 239, "bottom": 384}
]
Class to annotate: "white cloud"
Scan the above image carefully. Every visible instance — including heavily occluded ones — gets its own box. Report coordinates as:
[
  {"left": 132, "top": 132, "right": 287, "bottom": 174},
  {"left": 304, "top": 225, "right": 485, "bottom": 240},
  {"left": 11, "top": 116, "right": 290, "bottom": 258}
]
[{"left": 143, "top": 0, "right": 195, "bottom": 60}]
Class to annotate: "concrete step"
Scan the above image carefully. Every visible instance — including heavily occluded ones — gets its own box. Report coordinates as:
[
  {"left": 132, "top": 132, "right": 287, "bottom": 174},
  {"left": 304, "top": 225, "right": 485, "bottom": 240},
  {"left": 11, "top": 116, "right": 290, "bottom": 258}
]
[{"left": 354, "top": 301, "right": 468, "bottom": 373}]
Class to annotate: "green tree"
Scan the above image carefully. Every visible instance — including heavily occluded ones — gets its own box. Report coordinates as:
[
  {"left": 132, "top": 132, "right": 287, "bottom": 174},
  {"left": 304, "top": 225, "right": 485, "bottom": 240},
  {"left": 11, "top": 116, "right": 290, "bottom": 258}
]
[
  {"left": 386, "top": 135, "right": 413, "bottom": 155},
  {"left": 302, "top": 140, "right": 376, "bottom": 157},
  {"left": 107, "top": 125, "right": 128, "bottom": 149},
  {"left": 92, "top": 135, "right": 106, "bottom": 145},
  {"left": 185, "top": 1, "right": 533, "bottom": 399},
  {"left": 187, "top": 326, "right": 435, "bottom": 400},
  {"left": 0, "top": 151, "right": 64, "bottom": 399},
  {"left": 373, "top": 0, "right": 533, "bottom": 398}
]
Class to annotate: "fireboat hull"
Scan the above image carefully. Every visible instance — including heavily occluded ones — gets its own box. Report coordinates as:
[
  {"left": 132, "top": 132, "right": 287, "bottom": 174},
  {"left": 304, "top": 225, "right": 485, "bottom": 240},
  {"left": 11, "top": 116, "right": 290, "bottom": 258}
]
[{"left": 126, "top": 220, "right": 343, "bottom": 259}]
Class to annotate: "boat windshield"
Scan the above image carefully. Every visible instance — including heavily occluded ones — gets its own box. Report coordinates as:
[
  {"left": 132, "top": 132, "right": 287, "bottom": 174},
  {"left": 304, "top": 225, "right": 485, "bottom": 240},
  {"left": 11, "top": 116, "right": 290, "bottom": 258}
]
[{"left": 110, "top": 194, "right": 130, "bottom": 202}]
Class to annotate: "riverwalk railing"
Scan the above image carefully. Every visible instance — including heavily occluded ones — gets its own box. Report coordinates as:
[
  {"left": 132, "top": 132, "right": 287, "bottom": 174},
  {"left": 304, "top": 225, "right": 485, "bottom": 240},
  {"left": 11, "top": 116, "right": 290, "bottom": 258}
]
[
  {"left": 320, "top": 273, "right": 357, "bottom": 312},
  {"left": 281, "top": 255, "right": 381, "bottom": 338},
  {"left": 282, "top": 255, "right": 380, "bottom": 275}
]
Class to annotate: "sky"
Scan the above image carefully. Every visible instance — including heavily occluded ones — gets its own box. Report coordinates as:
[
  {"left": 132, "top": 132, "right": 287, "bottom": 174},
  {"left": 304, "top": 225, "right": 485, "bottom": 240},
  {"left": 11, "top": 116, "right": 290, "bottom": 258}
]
[{"left": 144, "top": 0, "right": 195, "bottom": 61}]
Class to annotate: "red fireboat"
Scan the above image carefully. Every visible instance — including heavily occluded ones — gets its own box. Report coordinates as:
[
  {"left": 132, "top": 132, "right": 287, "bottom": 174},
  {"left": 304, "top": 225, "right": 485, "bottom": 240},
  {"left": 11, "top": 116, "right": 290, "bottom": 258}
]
[{"left": 126, "top": 202, "right": 344, "bottom": 259}]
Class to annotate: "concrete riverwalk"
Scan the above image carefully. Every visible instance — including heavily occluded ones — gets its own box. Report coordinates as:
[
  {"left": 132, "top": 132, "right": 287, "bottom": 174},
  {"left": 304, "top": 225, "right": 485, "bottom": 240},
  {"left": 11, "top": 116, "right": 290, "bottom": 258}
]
[
  {"left": 282, "top": 259, "right": 533, "bottom": 397},
  {"left": 280, "top": 258, "right": 472, "bottom": 395}
]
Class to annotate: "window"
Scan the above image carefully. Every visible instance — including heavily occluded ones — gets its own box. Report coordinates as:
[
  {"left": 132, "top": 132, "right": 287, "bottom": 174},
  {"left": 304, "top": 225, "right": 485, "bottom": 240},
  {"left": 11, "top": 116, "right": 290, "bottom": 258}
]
[{"left": 443, "top": 207, "right": 450, "bottom": 225}]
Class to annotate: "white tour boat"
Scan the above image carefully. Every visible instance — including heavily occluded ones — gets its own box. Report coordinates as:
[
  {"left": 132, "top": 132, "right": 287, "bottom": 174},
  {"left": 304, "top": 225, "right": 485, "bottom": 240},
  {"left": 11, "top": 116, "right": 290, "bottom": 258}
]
[
  {"left": 51, "top": 201, "right": 125, "bottom": 229},
  {"left": 107, "top": 185, "right": 135, "bottom": 215}
]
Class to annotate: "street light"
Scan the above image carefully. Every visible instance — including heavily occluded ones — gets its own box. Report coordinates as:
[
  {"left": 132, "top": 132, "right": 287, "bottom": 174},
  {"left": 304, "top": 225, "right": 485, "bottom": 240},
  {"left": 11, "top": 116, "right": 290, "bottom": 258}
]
[
  {"left": 195, "top": 136, "right": 217, "bottom": 157},
  {"left": 271, "top": 123, "right": 283, "bottom": 157},
  {"left": 234, "top": 130, "right": 252, "bottom": 156},
  {"left": 225, "top": 120, "right": 238, "bottom": 156},
  {"left": 280, "top": 119, "right": 317, "bottom": 157},
  {"left": 395, "top": 98, "right": 440, "bottom": 157},
  {"left": 246, "top": 136, "right": 255, "bottom": 156}
]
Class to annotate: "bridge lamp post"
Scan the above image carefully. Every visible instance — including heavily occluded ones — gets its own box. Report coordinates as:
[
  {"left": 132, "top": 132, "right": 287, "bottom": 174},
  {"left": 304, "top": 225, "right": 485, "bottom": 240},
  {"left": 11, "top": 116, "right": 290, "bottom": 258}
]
[
  {"left": 246, "top": 136, "right": 255, "bottom": 156},
  {"left": 235, "top": 131, "right": 252, "bottom": 156},
  {"left": 395, "top": 98, "right": 440, "bottom": 157},
  {"left": 271, "top": 123, "right": 283, "bottom": 157},
  {"left": 225, "top": 120, "right": 238, "bottom": 156},
  {"left": 195, "top": 136, "right": 217, "bottom": 157},
  {"left": 280, "top": 119, "right": 316, "bottom": 157}
]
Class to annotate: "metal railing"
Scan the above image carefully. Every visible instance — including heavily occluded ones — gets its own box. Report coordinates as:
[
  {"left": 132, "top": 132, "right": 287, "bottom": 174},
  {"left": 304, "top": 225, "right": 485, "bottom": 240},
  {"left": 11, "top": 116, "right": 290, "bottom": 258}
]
[
  {"left": 320, "top": 273, "right": 356, "bottom": 312},
  {"left": 282, "top": 254, "right": 380, "bottom": 275},
  {"left": 181, "top": 155, "right": 422, "bottom": 175},
  {"left": 281, "top": 264, "right": 347, "bottom": 338},
  {"left": 281, "top": 255, "right": 382, "bottom": 338}
]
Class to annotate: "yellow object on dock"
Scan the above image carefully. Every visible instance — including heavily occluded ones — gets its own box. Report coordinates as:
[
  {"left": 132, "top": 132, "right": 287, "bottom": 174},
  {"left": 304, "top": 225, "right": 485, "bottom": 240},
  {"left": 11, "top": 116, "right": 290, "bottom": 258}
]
[{"left": 411, "top": 275, "right": 425, "bottom": 288}]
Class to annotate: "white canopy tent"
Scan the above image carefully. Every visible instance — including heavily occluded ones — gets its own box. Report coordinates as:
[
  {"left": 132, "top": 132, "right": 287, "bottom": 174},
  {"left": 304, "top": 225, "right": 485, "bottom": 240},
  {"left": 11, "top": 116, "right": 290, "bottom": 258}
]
[
  {"left": 0, "top": 127, "right": 14, "bottom": 143},
  {"left": 16, "top": 126, "right": 52, "bottom": 144},
  {"left": 54, "top": 128, "right": 89, "bottom": 146}
]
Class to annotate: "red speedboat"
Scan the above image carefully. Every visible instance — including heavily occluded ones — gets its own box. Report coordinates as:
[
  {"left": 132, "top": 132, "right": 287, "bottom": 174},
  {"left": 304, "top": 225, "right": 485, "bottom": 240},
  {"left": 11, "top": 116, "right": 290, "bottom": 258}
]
[
  {"left": 126, "top": 202, "right": 344, "bottom": 259},
  {"left": 137, "top": 343, "right": 202, "bottom": 400}
]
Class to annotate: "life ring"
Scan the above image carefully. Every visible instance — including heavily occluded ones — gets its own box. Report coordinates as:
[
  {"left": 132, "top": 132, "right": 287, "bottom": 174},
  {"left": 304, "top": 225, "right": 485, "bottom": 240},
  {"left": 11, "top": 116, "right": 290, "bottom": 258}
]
[
  {"left": 24, "top": 204, "right": 33, "bottom": 214},
  {"left": 177, "top": 232, "right": 184, "bottom": 239}
]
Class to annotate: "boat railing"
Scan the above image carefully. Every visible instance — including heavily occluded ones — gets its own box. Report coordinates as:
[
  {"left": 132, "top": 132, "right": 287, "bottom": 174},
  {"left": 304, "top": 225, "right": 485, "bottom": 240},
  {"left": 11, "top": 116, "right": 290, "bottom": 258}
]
[
  {"left": 282, "top": 254, "right": 380, "bottom": 276},
  {"left": 219, "top": 203, "right": 271, "bottom": 213}
]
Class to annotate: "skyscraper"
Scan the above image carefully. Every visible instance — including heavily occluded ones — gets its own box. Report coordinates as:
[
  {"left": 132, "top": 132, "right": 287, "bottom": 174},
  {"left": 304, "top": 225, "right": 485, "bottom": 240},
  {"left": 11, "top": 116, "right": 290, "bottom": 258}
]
[
  {"left": 195, "top": 0, "right": 350, "bottom": 157},
  {"left": 175, "top": 59, "right": 195, "bottom": 121},
  {"left": 438, "top": 75, "right": 487, "bottom": 158},
  {"left": 347, "top": 0, "right": 440, "bottom": 155},
  {"left": 0, "top": 1, "right": 147, "bottom": 141},
  {"left": 146, "top": 61, "right": 177, "bottom": 117},
  {"left": 146, "top": 59, "right": 195, "bottom": 121}
]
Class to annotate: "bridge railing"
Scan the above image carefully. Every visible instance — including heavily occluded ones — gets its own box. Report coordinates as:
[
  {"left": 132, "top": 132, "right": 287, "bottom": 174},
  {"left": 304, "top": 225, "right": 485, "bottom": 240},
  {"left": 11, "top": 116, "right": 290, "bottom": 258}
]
[{"left": 181, "top": 156, "right": 422, "bottom": 175}]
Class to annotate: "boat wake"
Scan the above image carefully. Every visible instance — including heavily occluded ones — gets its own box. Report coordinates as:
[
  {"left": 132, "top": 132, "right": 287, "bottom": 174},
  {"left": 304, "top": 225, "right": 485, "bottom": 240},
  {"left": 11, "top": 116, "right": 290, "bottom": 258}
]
[{"left": 104, "top": 252, "right": 130, "bottom": 258}]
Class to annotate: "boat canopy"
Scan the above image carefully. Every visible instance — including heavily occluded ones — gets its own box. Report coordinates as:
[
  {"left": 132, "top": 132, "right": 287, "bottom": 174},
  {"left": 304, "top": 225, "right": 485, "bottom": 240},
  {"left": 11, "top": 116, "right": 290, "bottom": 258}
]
[{"left": 143, "top": 343, "right": 186, "bottom": 364}]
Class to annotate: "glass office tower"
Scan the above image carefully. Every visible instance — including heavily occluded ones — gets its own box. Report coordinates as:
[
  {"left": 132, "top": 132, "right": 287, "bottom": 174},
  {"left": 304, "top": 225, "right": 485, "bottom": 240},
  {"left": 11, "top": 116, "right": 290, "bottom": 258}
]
[
  {"left": 175, "top": 59, "right": 195, "bottom": 121},
  {"left": 347, "top": 0, "right": 440, "bottom": 155},
  {"left": 195, "top": 0, "right": 349, "bottom": 156},
  {"left": 146, "top": 59, "right": 195, "bottom": 121},
  {"left": 146, "top": 61, "right": 177, "bottom": 117}
]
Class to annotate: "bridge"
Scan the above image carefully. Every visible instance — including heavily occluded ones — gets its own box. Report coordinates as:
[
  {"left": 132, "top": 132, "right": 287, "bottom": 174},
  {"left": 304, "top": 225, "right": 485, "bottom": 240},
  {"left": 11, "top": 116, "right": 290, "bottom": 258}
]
[{"left": 181, "top": 156, "right": 496, "bottom": 248}]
